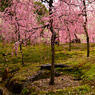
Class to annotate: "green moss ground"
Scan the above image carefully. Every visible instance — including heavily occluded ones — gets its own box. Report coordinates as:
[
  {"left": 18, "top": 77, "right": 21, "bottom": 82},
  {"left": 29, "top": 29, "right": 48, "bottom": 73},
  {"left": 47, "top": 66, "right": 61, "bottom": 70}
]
[{"left": 0, "top": 43, "right": 95, "bottom": 94}]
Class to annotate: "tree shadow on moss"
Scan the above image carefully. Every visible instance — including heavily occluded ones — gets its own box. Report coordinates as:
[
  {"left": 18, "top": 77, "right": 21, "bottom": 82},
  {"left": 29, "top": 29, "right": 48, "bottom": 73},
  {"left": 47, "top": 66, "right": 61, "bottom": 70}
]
[
  {"left": 55, "top": 52, "right": 72, "bottom": 61},
  {"left": 56, "top": 66, "right": 84, "bottom": 79}
]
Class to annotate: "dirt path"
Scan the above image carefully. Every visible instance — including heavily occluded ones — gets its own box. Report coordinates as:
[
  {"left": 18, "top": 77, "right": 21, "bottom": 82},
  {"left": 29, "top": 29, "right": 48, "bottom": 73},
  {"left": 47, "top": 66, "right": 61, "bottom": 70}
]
[
  {"left": 29, "top": 75, "right": 82, "bottom": 92},
  {"left": 0, "top": 75, "right": 82, "bottom": 94}
]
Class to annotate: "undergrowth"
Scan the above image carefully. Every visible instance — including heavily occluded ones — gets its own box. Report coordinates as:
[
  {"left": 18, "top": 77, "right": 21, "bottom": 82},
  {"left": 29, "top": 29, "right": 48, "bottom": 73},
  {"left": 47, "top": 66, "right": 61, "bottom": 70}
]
[{"left": 0, "top": 42, "right": 95, "bottom": 94}]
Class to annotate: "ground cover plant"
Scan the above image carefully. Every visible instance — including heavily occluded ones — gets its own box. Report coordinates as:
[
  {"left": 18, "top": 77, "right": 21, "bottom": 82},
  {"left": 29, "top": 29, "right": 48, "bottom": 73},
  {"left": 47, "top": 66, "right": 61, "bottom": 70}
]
[{"left": 0, "top": 43, "right": 95, "bottom": 94}]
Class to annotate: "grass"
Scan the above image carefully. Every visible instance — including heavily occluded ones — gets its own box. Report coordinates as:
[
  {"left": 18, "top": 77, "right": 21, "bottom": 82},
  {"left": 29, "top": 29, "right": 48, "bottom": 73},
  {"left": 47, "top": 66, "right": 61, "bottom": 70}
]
[{"left": 0, "top": 42, "right": 95, "bottom": 94}]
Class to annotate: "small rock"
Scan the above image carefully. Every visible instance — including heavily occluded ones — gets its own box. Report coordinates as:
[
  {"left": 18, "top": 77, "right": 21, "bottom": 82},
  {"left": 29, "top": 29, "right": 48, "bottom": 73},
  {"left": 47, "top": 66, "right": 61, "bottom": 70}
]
[{"left": 72, "top": 78, "right": 81, "bottom": 81}]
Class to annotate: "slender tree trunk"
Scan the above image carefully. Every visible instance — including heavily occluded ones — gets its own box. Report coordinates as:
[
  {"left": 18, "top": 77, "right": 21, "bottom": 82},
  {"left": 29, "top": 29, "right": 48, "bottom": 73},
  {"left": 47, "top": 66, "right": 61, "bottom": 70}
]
[
  {"left": 87, "top": 34, "right": 89, "bottom": 57},
  {"left": 66, "top": 24, "right": 71, "bottom": 51},
  {"left": 49, "top": 33, "right": 55, "bottom": 85},
  {"left": 83, "top": 0, "right": 89, "bottom": 57},
  {"left": 67, "top": 28, "right": 71, "bottom": 51},
  {"left": 69, "top": 32, "right": 71, "bottom": 51},
  {"left": 49, "top": 0, "right": 55, "bottom": 85},
  {"left": 17, "top": 22, "right": 24, "bottom": 65},
  {"left": 25, "top": 33, "right": 26, "bottom": 40},
  {"left": 12, "top": 33, "right": 13, "bottom": 43},
  {"left": 74, "top": 33, "right": 78, "bottom": 39},
  {"left": 20, "top": 43, "right": 24, "bottom": 66},
  {"left": 58, "top": 30, "right": 59, "bottom": 46},
  {"left": 84, "top": 25, "right": 89, "bottom": 57},
  {"left": 18, "top": 35, "right": 24, "bottom": 66}
]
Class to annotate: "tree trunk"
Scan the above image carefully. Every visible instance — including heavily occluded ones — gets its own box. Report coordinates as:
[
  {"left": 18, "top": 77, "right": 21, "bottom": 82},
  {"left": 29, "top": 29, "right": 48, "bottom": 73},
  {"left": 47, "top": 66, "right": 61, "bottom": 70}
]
[
  {"left": 84, "top": 25, "right": 89, "bottom": 57},
  {"left": 66, "top": 24, "right": 71, "bottom": 51},
  {"left": 20, "top": 43, "right": 24, "bottom": 66},
  {"left": 17, "top": 23, "right": 24, "bottom": 65},
  {"left": 68, "top": 30, "right": 71, "bottom": 51},
  {"left": 49, "top": 0, "right": 55, "bottom": 85},
  {"left": 49, "top": 33, "right": 55, "bottom": 85},
  {"left": 25, "top": 31, "right": 27, "bottom": 46},
  {"left": 69, "top": 35, "right": 71, "bottom": 51},
  {"left": 83, "top": 0, "right": 89, "bottom": 57},
  {"left": 74, "top": 33, "right": 78, "bottom": 39},
  {"left": 87, "top": 35, "right": 89, "bottom": 57},
  {"left": 58, "top": 30, "right": 59, "bottom": 46}
]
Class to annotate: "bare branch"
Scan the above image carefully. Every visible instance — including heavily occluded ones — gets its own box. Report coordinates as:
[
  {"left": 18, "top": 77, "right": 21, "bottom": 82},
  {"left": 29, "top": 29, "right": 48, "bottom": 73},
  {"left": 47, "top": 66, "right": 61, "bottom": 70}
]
[{"left": 31, "top": 24, "right": 49, "bottom": 30}]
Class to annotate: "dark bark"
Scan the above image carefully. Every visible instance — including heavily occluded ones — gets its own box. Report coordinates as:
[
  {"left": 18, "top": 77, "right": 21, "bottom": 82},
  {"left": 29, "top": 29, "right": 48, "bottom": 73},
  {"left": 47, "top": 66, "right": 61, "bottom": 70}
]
[
  {"left": 83, "top": 0, "right": 89, "bottom": 57},
  {"left": 84, "top": 25, "right": 89, "bottom": 57},
  {"left": 20, "top": 43, "right": 24, "bottom": 66},
  {"left": 12, "top": 32, "right": 14, "bottom": 43},
  {"left": 69, "top": 35, "right": 71, "bottom": 51},
  {"left": 49, "top": 0, "right": 55, "bottom": 85},
  {"left": 67, "top": 28, "right": 71, "bottom": 51},
  {"left": 49, "top": 32, "right": 55, "bottom": 85},
  {"left": 58, "top": 30, "right": 59, "bottom": 46},
  {"left": 74, "top": 33, "right": 78, "bottom": 39},
  {"left": 65, "top": 24, "right": 71, "bottom": 51},
  {"left": 17, "top": 22, "right": 24, "bottom": 65},
  {"left": 25, "top": 31, "right": 28, "bottom": 46},
  {"left": 71, "top": 33, "right": 81, "bottom": 43}
]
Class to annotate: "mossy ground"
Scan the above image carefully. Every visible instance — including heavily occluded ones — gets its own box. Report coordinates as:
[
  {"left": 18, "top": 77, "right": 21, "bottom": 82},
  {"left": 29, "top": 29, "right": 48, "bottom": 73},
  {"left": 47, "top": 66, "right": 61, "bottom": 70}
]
[{"left": 0, "top": 42, "right": 95, "bottom": 94}]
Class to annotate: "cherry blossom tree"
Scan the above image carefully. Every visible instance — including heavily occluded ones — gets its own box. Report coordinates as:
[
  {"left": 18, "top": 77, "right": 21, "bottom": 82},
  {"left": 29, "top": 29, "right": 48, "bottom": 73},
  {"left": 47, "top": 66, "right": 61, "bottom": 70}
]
[
  {"left": 75, "top": 0, "right": 95, "bottom": 57},
  {"left": 1, "top": 0, "right": 95, "bottom": 85},
  {"left": 0, "top": 0, "right": 41, "bottom": 65},
  {"left": 55, "top": 0, "right": 95, "bottom": 57}
]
